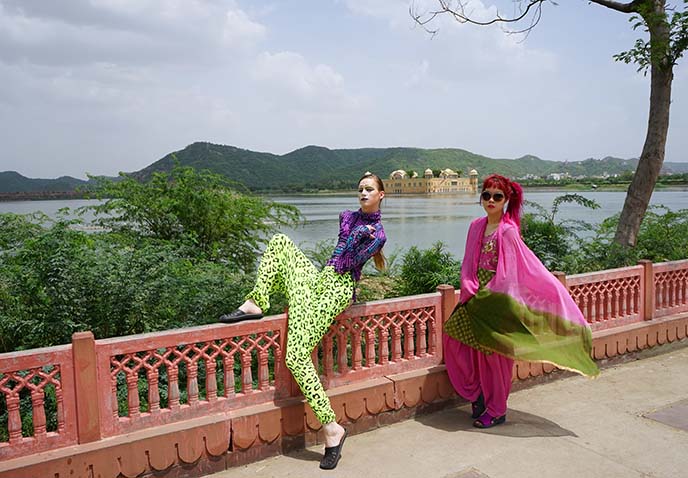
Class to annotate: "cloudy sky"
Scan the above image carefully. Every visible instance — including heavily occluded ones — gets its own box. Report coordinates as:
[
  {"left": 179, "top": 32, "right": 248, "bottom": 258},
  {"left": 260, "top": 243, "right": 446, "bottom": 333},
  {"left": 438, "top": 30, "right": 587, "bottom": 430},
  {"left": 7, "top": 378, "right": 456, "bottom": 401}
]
[{"left": 1, "top": 0, "right": 686, "bottom": 179}]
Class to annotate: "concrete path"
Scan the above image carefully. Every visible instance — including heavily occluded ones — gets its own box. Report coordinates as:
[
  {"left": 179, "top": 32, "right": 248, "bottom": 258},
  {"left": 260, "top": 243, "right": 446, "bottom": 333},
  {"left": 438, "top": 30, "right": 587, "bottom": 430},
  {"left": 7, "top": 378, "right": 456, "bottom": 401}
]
[{"left": 205, "top": 342, "right": 688, "bottom": 478}]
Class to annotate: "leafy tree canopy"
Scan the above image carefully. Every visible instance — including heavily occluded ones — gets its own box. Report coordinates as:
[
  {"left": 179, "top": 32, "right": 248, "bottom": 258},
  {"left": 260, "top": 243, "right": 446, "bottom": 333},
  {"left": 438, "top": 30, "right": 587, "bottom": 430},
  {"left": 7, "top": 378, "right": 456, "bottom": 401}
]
[{"left": 86, "top": 166, "right": 301, "bottom": 272}]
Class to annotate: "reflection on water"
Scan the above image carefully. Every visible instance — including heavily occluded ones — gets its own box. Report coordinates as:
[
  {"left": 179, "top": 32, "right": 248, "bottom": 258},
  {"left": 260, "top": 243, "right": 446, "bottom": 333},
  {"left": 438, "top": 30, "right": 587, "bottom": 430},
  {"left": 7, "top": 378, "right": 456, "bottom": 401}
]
[{"left": 2, "top": 189, "right": 688, "bottom": 261}]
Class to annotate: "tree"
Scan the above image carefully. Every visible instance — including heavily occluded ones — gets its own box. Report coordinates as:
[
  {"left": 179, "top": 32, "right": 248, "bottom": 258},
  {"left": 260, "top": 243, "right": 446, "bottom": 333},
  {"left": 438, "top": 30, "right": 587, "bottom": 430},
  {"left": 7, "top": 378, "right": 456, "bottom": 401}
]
[
  {"left": 412, "top": 0, "right": 688, "bottom": 248},
  {"left": 86, "top": 166, "right": 301, "bottom": 272}
]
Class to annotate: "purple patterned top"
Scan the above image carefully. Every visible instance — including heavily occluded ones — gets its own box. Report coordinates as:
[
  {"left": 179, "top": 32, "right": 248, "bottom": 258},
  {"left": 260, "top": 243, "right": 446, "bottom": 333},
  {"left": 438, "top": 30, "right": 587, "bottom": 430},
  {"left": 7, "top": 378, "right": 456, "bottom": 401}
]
[{"left": 326, "top": 209, "right": 386, "bottom": 282}]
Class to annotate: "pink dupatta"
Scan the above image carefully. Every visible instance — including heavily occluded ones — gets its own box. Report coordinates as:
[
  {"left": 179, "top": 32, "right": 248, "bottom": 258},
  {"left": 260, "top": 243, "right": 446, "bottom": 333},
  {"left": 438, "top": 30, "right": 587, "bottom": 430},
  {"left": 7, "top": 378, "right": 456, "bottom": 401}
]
[{"left": 456, "top": 216, "right": 599, "bottom": 377}]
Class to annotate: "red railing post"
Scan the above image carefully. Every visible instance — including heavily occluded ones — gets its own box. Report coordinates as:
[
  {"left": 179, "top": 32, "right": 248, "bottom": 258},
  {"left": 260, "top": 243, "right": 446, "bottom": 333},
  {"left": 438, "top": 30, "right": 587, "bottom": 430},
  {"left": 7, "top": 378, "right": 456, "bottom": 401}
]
[
  {"left": 553, "top": 271, "right": 568, "bottom": 289},
  {"left": 638, "top": 260, "right": 654, "bottom": 321},
  {"left": 273, "top": 312, "right": 294, "bottom": 398},
  {"left": 72, "top": 331, "right": 102, "bottom": 443},
  {"left": 437, "top": 285, "right": 456, "bottom": 324},
  {"left": 436, "top": 284, "right": 456, "bottom": 362}
]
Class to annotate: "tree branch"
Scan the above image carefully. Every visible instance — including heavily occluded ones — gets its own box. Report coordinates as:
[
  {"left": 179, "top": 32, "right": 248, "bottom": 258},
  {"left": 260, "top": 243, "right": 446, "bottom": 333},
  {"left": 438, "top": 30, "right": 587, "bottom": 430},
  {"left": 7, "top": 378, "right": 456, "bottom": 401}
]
[
  {"left": 410, "top": 0, "right": 547, "bottom": 35},
  {"left": 586, "top": 0, "right": 639, "bottom": 14}
]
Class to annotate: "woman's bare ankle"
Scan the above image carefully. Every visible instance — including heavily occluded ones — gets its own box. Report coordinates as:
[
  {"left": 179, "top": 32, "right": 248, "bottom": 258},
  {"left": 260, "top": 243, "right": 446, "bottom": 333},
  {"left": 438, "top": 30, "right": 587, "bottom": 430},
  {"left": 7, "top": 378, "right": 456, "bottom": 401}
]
[
  {"left": 322, "top": 422, "right": 345, "bottom": 447},
  {"left": 239, "top": 300, "right": 262, "bottom": 315}
]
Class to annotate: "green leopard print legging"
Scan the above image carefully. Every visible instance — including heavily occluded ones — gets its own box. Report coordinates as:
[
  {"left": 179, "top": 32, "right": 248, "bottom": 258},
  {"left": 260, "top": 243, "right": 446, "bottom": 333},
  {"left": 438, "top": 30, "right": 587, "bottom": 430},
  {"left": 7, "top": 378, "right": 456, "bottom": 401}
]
[{"left": 245, "top": 234, "right": 354, "bottom": 424}]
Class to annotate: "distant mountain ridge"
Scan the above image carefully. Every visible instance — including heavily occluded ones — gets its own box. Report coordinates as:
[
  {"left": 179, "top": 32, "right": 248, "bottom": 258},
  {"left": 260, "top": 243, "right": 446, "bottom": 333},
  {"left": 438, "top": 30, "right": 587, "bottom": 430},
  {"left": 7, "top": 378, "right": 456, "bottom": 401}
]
[
  {"left": 0, "top": 171, "right": 91, "bottom": 193},
  {"left": 3, "top": 142, "right": 688, "bottom": 193}
]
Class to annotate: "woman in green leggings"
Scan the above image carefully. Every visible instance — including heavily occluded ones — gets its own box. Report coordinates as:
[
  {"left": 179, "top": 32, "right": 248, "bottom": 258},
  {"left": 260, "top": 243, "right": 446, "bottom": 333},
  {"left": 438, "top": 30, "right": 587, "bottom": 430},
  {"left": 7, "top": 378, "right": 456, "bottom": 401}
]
[{"left": 219, "top": 172, "right": 387, "bottom": 470}]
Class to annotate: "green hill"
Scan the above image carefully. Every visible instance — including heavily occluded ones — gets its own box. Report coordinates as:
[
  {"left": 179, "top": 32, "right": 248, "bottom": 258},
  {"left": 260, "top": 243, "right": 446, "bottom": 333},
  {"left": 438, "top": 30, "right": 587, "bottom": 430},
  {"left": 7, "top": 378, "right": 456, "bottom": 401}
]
[
  {"left": 3, "top": 142, "right": 688, "bottom": 194},
  {"left": 0, "top": 171, "right": 90, "bottom": 193},
  {"left": 133, "top": 142, "right": 675, "bottom": 191}
]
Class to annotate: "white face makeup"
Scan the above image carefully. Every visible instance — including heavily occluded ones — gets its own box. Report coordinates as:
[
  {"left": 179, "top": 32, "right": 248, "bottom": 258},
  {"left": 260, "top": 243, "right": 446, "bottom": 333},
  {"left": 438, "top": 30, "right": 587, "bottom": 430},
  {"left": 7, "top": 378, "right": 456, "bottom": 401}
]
[{"left": 358, "top": 177, "right": 384, "bottom": 213}]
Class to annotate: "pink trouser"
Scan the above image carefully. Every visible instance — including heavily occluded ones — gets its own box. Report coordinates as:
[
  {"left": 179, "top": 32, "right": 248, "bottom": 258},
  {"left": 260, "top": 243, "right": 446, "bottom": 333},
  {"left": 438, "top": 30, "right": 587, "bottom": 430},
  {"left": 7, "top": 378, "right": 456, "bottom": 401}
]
[{"left": 443, "top": 334, "right": 514, "bottom": 417}]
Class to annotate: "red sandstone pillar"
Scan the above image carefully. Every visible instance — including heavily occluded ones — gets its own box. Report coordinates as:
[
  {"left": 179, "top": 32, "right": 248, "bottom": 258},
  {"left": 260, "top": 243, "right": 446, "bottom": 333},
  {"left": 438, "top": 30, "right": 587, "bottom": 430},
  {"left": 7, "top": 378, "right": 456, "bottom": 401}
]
[
  {"left": 638, "top": 260, "right": 655, "bottom": 321},
  {"left": 436, "top": 284, "right": 456, "bottom": 324},
  {"left": 436, "top": 284, "right": 456, "bottom": 362},
  {"left": 553, "top": 271, "right": 568, "bottom": 289},
  {"left": 72, "top": 331, "right": 102, "bottom": 443}
]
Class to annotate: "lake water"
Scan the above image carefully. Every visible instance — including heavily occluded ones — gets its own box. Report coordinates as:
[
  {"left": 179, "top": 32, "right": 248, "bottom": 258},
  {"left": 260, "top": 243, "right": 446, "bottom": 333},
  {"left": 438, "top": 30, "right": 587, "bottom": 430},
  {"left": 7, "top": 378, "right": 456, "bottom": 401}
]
[{"left": 2, "top": 189, "right": 688, "bottom": 260}]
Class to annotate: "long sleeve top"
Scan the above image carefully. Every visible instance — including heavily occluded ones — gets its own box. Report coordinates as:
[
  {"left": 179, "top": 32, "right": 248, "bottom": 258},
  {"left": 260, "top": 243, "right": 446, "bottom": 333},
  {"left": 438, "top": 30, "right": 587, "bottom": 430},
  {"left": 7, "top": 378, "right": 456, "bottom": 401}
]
[{"left": 326, "top": 209, "right": 386, "bottom": 282}]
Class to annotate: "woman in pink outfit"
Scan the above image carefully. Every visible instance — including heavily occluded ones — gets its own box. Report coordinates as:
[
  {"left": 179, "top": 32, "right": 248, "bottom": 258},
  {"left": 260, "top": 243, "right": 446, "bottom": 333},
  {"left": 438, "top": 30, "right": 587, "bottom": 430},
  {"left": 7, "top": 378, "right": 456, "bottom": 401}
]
[{"left": 444, "top": 174, "right": 598, "bottom": 429}]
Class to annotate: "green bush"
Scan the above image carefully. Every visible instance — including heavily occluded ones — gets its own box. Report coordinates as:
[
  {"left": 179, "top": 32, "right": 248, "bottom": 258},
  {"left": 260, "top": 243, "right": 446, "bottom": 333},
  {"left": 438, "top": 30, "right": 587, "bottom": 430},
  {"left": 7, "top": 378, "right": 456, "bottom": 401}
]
[
  {"left": 0, "top": 221, "right": 256, "bottom": 351},
  {"left": 0, "top": 166, "right": 303, "bottom": 352},
  {"left": 573, "top": 205, "right": 688, "bottom": 273},
  {"left": 522, "top": 194, "right": 600, "bottom": 272},
  {"left": 395, "top": 242, "right": 461, "bottom": 296}
]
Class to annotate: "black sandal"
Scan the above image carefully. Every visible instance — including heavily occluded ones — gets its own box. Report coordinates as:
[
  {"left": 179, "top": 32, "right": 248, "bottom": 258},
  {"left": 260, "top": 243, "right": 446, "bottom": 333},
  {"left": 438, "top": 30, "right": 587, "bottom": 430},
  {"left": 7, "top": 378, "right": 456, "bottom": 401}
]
[
  {"left": 471, "top": 393, "right": 485, "bottom": 419},
  {"left": 218, "top": 309, "right": 263, "bottom": 323},
  {"left": 319, "top": 428, "right": 348, "bottom": 470}
]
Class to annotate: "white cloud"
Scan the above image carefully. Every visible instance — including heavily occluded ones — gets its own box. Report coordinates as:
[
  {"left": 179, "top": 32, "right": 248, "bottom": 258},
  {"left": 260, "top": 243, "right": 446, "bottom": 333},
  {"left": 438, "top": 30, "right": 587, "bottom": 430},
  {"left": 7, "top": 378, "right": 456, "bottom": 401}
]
[
  {"left": 344, "top": 0, "right": 411, "bottom": 26},
  {"left": 223, "top": 8, "right": 266, "bottom": 47},
  {"left": 252, "top": 51, "right": 361, "bottom": 111},
  {"left": 0, "top": 1, "right": 267, "bottom": 67}
]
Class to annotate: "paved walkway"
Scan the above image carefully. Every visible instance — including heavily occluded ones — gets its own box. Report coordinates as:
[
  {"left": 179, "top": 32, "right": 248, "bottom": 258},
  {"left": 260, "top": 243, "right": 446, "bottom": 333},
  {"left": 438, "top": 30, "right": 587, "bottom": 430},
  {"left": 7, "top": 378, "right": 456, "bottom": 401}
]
[{"left": 206, "top": 342, "right": 688, "bottom": 478}]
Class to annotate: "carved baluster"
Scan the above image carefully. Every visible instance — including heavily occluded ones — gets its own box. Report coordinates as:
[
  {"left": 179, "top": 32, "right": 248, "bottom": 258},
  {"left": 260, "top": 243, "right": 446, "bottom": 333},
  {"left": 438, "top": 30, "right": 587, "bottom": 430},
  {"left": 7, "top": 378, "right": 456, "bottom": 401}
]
[
  {"left": 258, "top": 349, "right": 269, "bottom": 390},
  {"left": 594, "top": 289, "right": 601, "bottom": 324},
  {"left": 583, "top": 295, "right": 591, "bottom": 324},
  {"left": 352, "top": 328, "right": 362, "bottom": 370},
  {"left": 168, "top": 367, "right": 180, "bottom": 410},
  {"left": 6, "top": 394, "right": 22, "bottom": 444},
  {"left": 126, "top": 372, "right": 140, "bottom": 418},
  {"left": 55, "top": 385, "right": 65, "bottom": 433},
  {"left": 404, "top": 321, "right": 414, "bottom": 359},
  {"left": 366, "top": 329, "right": 376, "bottom": 367},
  {"left": 391, "top": 323, "right": 402, "bottom": 362},
  {"left": 610, "top": 288, "right": 618, "bottom": 319},
  {"left": 379, "top": 327, "right": 389, "bottom": 365},
  {"left": 224, "top": 354, "right": 235, "bottom": 398},
  {"left": 147, "top": 369, "right": 160, "bottom": 413},
  {"left": 272, "top": 342, "right": 284, "bottom": 390},
  {"left": 417, "top": 319, "right": 427, "bottom": 357},
  {"left": 337, "top": 333, "right": 348, "bottom": 374},
  {"left": 241, "top": 351, "right": 253, "bottom": 394},
  {"left": 602, "top": 287, "right": 610, "bottom": 321},
  {"left": 427, "top": 314, "right": 437, "bottom": 355},
  {"left": 31, "top": 390, "right": 47, "bottom": 439},
  {"left": 206, "top": 358, "right": 217, "bottom": 401},
  {"left": 187, "top": 361, "right": 199, "bottom": 405}
]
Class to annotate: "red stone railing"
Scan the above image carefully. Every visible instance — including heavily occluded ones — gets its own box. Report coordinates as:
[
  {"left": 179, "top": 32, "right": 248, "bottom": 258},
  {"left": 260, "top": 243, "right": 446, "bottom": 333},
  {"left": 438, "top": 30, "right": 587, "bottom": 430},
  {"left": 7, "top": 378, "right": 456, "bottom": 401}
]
[
  {"left": 0, "top": 345, "right": 78, "bottom": 458},
  {"left": 653, "top": 259, "right": 688, "bottom": 318},
  {"left": 0, "top": 289, "right": 449, "bottom": 461},
  {"left": 1, "top": 259, "right": 687, "bottom": 471},
  {"left": 565, "top": 264, "right": 645, "bottom": 330}
]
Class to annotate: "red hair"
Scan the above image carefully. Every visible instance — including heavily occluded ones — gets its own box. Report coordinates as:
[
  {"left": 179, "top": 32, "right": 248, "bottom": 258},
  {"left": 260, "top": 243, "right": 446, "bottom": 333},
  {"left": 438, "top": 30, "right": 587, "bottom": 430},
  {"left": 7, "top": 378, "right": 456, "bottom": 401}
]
[{"left": 482, "top": 174, "right": 523, "bottom": 230}]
